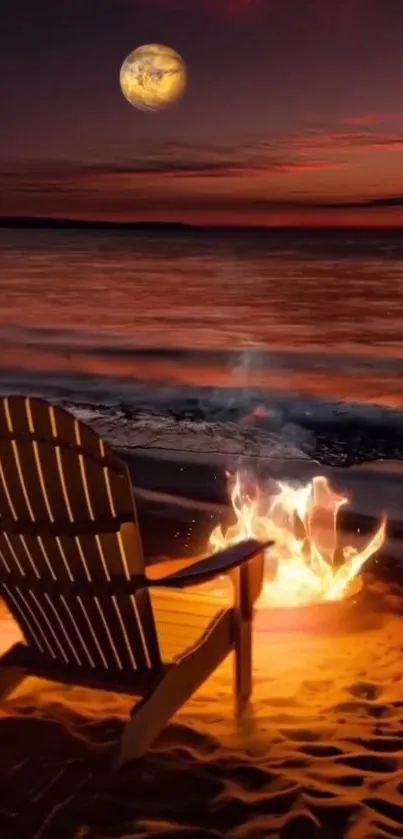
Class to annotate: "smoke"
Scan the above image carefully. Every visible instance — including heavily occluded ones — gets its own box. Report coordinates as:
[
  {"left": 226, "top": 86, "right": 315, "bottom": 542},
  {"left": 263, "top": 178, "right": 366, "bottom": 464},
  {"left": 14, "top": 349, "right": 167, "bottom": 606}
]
[{"left": 217, "top": 345, "right": 315, "bottom": 469}]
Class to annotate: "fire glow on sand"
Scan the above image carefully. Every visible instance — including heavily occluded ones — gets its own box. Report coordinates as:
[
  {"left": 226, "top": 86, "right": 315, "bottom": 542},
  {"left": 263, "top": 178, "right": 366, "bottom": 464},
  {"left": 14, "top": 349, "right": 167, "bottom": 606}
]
[{"left": 204, "top": 472, "right": 386, "bottom": 610}]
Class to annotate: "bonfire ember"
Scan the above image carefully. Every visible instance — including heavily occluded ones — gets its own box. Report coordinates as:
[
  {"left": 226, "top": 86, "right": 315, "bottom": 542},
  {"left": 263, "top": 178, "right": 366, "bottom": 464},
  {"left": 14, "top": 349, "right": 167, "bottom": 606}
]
[{"left": 208, "top": 472, "right": 386, "bottom": 608}]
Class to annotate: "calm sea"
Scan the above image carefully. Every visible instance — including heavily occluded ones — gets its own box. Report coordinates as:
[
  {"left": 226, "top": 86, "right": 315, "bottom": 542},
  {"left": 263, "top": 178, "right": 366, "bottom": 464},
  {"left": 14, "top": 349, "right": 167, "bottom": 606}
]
[{"left": 1, "top": 227, "right": 403, "bottom": 436}]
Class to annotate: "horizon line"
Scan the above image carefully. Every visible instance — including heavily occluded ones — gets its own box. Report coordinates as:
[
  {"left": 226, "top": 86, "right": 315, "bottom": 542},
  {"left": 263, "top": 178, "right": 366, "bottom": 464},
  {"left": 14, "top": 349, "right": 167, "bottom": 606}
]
[{"left": 1, "top": 216, "right": 403, "bottom": 233}]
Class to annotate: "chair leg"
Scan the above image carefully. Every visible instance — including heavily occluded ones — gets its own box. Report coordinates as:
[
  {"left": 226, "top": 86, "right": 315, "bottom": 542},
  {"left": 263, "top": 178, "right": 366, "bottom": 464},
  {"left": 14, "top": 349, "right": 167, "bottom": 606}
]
[
  {"left": 0, "top": 666, "right": 26, "bottom": 701},
  {"left": 0, "top": 643, "right": 30, "bottom": 701},
  {"left": 233, "top": 552, "right": 264, "bottom": 713},
  {"left": 114, "top": 609, "right": 233, "bottom": 772},
  {"left": 234, "top": 615, "right": 252, "bottom": 712}
]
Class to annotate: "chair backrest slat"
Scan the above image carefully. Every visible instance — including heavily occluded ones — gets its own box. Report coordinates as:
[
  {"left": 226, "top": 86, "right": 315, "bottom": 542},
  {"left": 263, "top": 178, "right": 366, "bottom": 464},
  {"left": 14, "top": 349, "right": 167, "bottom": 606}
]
[{"left": 0, "top": 396, "right": 163, "bottom": 676}]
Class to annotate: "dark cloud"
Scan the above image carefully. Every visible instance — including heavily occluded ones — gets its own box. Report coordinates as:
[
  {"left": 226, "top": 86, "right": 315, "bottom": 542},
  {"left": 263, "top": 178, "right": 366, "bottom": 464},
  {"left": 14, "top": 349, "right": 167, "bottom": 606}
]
[
  {"left": 366, "top": 196, "right": 403, "bottom": 207},
  {"left": 1, "top": 123, "right": 402, "bottom": 218},
  {"left": 2, "top": 123, "right": 403, "bottom": 183},
  {"left": 253, "top": 196, "right": 403, "bottom": 209}
]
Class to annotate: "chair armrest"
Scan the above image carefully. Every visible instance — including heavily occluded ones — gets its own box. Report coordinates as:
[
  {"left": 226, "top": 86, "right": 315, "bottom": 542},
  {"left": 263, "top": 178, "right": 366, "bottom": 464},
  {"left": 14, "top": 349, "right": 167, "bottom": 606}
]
[{"left": 148, "top": 539, "right": 273, "bottom": 589}]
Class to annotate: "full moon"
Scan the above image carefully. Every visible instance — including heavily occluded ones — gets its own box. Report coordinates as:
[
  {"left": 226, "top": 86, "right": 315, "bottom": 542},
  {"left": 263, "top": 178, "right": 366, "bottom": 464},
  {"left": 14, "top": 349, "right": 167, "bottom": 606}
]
[{"left": 119, "top": 44, "right": 187, "bottom": 112}]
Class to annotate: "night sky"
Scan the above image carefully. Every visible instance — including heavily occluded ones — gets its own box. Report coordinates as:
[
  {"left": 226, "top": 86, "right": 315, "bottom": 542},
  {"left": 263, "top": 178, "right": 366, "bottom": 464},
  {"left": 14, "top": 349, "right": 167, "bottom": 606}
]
[{"left": 2, "top": 0, "right": 403, "bottom": 227}]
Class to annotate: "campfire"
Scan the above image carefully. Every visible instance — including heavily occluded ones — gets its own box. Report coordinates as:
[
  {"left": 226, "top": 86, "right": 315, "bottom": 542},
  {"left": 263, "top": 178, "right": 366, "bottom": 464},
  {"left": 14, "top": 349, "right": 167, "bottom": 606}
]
[{"left": 205, "top": 471, "right": 386, "bottom": 609}]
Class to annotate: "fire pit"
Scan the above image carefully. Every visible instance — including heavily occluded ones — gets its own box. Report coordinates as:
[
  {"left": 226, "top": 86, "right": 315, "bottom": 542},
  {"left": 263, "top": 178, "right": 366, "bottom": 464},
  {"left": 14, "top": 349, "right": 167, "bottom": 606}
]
[
  {"left": 255, "top": 573, "right": 365, "bottom": 633},
  {"left": 195, "top": 471, "right": 385, "bottom": 624}
]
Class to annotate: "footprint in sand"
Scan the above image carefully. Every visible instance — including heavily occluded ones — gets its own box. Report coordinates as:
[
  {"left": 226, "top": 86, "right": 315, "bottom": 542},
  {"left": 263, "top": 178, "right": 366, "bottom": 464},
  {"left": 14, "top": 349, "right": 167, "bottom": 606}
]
[
  {"left": 335, "top": 773, "right": 365, "bottom": 788},
  {"left": 280, "top": 811, "right": 320, "bottom": 839},
  {"left": 363, "top": 796, "right": 403, "bottom": 823},
  {"left": 331, "top": 700, "right": 390, "bottom": 718},
  {"left": 346, "top": 681, "right": 382, "bottom": 701},
  {"left": 211, "top": 761, "right": 274, "bottom": 791},
  {"left": 155, "top": 723, "right": 218, "bottom": 753},
  {"left": 347, "top": 735, "right": 403, "bottom": 754},
  {"left": 298, "top": 743, "right": 344, "bottom": 758},
  {"left": 336, "top": 752, "right": 398, "bottom": 774},
  {"left": 301, "top": 786, "right": 338, "bottom": 800}
]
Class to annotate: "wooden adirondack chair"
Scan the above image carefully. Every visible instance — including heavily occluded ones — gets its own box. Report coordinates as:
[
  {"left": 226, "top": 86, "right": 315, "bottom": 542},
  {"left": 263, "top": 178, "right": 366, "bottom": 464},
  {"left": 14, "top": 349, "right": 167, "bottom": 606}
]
[{"left": 0, "top": 396, "right": 270, "bottom": 770}]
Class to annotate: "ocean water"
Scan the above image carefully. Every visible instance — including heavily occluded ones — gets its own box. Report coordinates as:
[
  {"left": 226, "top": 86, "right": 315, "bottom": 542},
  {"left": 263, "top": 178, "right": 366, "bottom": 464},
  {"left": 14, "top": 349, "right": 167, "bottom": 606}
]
[{"left": 2, "top": 226, "right": 403, "bottom": 464}]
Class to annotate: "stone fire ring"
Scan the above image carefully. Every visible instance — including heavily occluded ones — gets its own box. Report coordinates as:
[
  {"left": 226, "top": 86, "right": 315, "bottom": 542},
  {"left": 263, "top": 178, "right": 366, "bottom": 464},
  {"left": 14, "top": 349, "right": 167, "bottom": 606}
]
[{"left": 255, "top": 574, "right": 365, "bottom": 633}]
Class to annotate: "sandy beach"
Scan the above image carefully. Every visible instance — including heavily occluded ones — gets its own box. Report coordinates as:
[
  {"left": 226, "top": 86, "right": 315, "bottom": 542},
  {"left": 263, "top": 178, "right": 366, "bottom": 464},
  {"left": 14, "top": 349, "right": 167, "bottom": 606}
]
[
  {"left": 1, "top": 576, "right": 402, "bottom": 839},
  {"left": 1, "top": 446, "right": 403, "bottom": 839}
]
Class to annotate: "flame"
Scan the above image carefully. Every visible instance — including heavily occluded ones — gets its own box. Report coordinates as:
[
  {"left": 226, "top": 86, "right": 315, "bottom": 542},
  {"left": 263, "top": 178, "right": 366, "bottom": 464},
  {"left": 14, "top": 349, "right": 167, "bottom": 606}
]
[{"left": 208, "top": 472, "right": 386, "bottom": 608}]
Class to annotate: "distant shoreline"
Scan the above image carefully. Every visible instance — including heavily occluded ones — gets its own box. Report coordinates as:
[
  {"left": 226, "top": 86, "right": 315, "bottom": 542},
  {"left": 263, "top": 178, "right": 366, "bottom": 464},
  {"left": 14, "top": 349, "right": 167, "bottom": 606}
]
[
  {"left": 0, "top": 217, "right": 194, "bottom": 232},
  {"left": 1, "top": 216, "right": 403, "bottom": 234}
]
